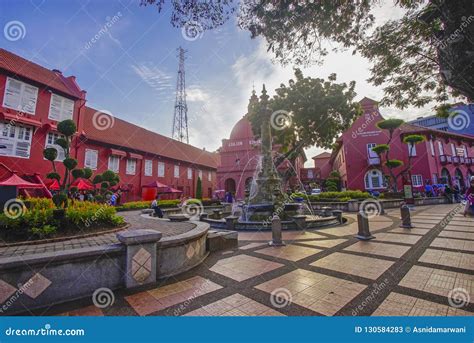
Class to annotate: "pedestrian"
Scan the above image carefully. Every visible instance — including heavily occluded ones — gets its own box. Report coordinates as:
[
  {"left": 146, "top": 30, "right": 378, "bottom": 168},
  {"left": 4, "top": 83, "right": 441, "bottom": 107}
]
[
  {"left": 110, "top": 192, "right": 117, "bottom": 206},
  {"left": 464, "top": 177, "right": 474, "bottom": 217},
  {"left": 151, "top": 195, "right": 163, "bottom": 218},
  {"left": 453, "top": 183, "right": 461, "bottom": 203}
]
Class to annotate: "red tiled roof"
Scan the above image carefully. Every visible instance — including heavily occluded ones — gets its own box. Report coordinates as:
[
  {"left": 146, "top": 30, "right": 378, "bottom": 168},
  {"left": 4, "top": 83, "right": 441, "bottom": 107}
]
[
  {"left": 82, "top": 107, "right": 219, "bottom": 169},
  {"left": 0, "top": 48, "right": 83, "bottom": 99},
  {"left": 312, "top": 152, "right": 331, "bottom": 160},
  {"left": 399, "top": 123, "right": 474, "bottom": 142}
]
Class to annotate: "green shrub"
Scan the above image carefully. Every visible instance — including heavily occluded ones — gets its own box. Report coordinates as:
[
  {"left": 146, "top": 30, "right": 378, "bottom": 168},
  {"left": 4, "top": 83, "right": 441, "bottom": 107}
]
[
  {"left": 116, "top": 199, "right": 181, "bottom": 211},
  {"left": 0, "top": 198, "right": 124, "bottom": 241},
  {"left": 292, "top": 190, "right": 371, "bottom": 202}
]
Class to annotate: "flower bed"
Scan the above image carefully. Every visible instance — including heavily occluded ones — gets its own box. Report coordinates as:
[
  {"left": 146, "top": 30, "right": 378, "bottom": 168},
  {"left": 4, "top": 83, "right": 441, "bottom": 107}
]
[{"left": 0, "top": 198, "right": 125, "bottom": 242}]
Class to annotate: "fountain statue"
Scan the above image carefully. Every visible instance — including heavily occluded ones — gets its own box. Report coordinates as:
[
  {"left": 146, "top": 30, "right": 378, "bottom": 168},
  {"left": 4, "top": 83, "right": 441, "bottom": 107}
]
[{"left": 240, "top": 85, "right": 301, "bottom": 223}]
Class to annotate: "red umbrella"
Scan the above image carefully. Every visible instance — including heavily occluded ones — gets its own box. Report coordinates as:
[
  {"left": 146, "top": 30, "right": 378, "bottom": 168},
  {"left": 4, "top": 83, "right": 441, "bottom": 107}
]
[
  {"left": 71, "top": 178, "right": 95, "bottom": 191},
  {"left": 0, "top": 172, "right": 43, "bottom": 188},
  {"left": 142, "top": 181, "right": 170, "bottom": 189},
  {"left": 45, "top": 179, "right": 60, "bottom": 191},
  {"left": 160, "top": 186, "right": 183, "bottom": 194}
]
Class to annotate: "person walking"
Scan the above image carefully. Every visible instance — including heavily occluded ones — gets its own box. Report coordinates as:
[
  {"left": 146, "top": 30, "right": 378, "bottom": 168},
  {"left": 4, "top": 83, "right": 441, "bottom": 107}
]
[{"left": 464, "top": 177, "right": 474, "bottom": 217}]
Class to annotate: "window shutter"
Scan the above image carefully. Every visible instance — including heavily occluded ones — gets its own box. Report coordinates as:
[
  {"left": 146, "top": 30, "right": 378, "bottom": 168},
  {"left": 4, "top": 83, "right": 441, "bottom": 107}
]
[
  {"left": 158, "top": 162, "right": 165, "bottom": 177},
  {"left": 85, "top": 149, "right": 98, "bottom": 169},
  {"left": 49, "top": 94, "right": 63, "bottom": 120},
  {"left": 145, "top": 160, "right": 152, "bottom": 176},
  {"left": 62, "top": 98, "right": 74, "bottom": 120},
  {"left": 21, "top": 84, "right": 38, "bottom": 114}
]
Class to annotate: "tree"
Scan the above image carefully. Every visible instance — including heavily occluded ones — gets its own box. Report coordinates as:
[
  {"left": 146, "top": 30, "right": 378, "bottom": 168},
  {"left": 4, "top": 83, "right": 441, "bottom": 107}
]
[
  {"left": 43, "top": 119, "right": 82, "bottom": 209},
  {"left": 196, "top": 176, "right": 202, "bottom": 199},
  {"left": 248, "top": 69, "right": 361, "bottom": 160},
  {"left": 372, "top": 119, "right": 426, "bottom": 191},
  {"left": 142, "top": 0, "right": 473, "bottom": 107}
]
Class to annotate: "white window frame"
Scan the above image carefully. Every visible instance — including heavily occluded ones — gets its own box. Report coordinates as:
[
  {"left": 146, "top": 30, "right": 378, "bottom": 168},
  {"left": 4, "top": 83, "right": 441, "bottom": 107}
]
[
  {"left": 407, "top": 142, "right": 417, "bottom": 156},
  {"left": 450, "top": 143, "right": 456, "bottom": 156},
  {"left": 438, "top": 141, "right": 444, "bottom": 155},
  {"left": 429, "top": 140, "right": 435, "bottom": 156},
  {"left": 411, "top": 175, "right": 423, "bottom": 187},
  {"left": 174, "top": 165, "right": 180, "bottom": 178},
  {"left": 187, "top": 167, "right": 192, "bottom": 180},
  {"left": 2, "top": 77, "right": 38, "bottom": 115},
  {"left": 364, "top": 169, "right": 384, "bottom": 190},
  {"left": 48, "top": 93, "right": 74, "bottom": 121},
  {"left": 108, "top": 155, "right": 120, "bottom": 173},
  {"left": 45, "top": 132, "right": 66, "bottom": 161},
  {"left": 208, "top": 171, "right": 212, "bottom": 182},
  {"left": 126, "top": 158, "right": 136, "bottom": 175},
  {"left": 463, "top": 145, "right": 468, "bottom": 158},
  {"left": 198, "top": 170, "right": 203, "bottom": 180},
  {"left": 158, "top": 161, "right": 165, "bottom": 177},
  {"left": 144, "top": 159, "right": 153, "bottom": 176},
  {"left": 84, "top": 149, "right": 98, "bottom": 170},
  {"left": 367, "top": 143, "right": 378, "bottom": 158},
  {"left": 0, "top": 122, "right": 32, "bottom": 158}
]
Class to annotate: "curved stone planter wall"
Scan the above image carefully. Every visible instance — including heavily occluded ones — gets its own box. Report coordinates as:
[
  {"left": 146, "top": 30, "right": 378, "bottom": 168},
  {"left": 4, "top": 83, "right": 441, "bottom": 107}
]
[
  {"left": 201, "top": 216, "right": 339, "bottom": 231},
  {"left": 0, "top": 221, "right": 209, "bottom": 315}
]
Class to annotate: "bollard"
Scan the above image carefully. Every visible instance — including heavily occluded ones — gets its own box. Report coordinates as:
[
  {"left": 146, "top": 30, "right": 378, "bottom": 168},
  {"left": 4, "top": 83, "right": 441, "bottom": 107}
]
[
  {"left": 269, "top": 216, "right": 285, "bottom": 246},
  {"left": 225, "top": 216, "right": 239, "bottom": 230},
  {"left": 355, "top": 211, "right": 375, "bottom": 240},
  {"left": 400, "top": 205, "right": 413, "bottom": 228},
  {"left": 332, "top": 210, "right": 343, "bottom": 224}
]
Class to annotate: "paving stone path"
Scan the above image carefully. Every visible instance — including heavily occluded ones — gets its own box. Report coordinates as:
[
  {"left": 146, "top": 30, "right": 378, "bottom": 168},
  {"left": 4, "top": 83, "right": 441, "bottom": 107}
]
[
  {"left": 0, "top": 211, "right": 195, "bottom": 257},
  {"left": 35, "top": 203, "right": 473, "bottom": 317}
]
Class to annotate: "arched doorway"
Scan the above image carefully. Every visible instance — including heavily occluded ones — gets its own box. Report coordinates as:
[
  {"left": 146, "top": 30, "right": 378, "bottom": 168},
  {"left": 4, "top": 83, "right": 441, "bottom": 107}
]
[
  {"left": 454, "top": 168, "right": 463, "bottom": 188},
  {"left": 364, "top": 169, "right": 384, "bottom": 190},
  {"left": 440, "top": 168, "right": 451, "bottom": 185},
  {"left": 224, "top": 178, "right": 236, "bottom": 194}
]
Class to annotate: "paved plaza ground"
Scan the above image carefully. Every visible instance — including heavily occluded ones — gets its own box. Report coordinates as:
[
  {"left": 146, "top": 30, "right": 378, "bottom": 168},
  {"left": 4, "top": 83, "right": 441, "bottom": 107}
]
[{"left": 12, "top": 204, "right": 474, "bottom": 316}]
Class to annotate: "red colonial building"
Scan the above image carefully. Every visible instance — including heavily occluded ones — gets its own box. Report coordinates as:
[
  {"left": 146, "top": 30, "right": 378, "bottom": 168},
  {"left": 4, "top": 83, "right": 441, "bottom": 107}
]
[
  {"left": 329, "top": 97, "right": 474, "bottom": 192},
  {"left": 0, "top": 48, "right": 218, "bottom": 202}
]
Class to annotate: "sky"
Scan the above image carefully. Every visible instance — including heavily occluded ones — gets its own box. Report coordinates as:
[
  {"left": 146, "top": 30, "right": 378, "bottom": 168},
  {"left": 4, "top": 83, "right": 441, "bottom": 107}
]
[{"left": 0, "top": 0, "right": 437, "bottom": 166}]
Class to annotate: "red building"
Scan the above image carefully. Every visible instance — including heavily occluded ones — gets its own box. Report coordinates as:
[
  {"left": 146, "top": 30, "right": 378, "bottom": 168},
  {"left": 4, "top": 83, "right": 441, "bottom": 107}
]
[
  {"left": 300, "top": 152, "right": 332, "bottom": 186},
  {"left": 329, "top": 97, "right": 474, "bottom": 192},
  {"left": 0, "top": 48, "right": 218, "bottom": 202},
  {"left": 217, "top": 103, "right": 305, "bottom": 200}
]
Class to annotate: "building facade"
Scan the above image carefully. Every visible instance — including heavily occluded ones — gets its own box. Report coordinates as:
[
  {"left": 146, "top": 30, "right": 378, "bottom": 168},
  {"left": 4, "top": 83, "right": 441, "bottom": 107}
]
[
  {"left": 0, "top": 48, "right": 218, "bottom": 202},
  {"left": 330, "top": 98, "right": 474, "bottom": 192}
]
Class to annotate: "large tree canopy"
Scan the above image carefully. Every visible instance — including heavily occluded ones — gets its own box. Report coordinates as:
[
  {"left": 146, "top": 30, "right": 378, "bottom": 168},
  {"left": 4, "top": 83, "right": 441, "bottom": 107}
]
[
  {"left": 247, "top": 69, "right": 361, "bottom": 155},
  {"left": 141, "top": 0, "right": 473, "bottom": 108}
]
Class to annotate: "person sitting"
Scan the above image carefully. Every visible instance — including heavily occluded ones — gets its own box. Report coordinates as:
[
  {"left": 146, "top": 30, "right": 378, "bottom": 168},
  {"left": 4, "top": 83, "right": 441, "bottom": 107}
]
[
  {"left": 464, "top": 177, "right": 474, "bottom": 217},
  {"left": 151, "top": 195, "right": 163, "bottom": 218}
]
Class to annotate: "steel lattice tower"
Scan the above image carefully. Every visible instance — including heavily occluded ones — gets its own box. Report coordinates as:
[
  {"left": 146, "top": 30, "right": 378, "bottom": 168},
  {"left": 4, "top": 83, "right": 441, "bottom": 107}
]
[{"left": 172, "top": 47, "right": 189, "bottom": 144}]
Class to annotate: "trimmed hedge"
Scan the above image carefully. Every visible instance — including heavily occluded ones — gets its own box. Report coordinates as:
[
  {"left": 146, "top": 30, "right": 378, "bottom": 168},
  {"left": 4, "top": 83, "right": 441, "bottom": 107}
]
[
  {"left": 293, "top": 190, "right": 372, "bottom": 202},
  {"left": 0, "top": 198, "right": 124, "bottom": 241},
  {"left": 116, "top": 198, "right": 221, "bottom": 211}
]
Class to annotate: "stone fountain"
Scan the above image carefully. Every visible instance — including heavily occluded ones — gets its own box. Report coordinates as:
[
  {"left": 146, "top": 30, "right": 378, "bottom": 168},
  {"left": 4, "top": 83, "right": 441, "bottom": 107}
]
[
  {"left": 240, "top": 85, "right": 301, "bottom": 223},
  {"left": 202, "top": 86, "right": 341, "bottom": 231}
]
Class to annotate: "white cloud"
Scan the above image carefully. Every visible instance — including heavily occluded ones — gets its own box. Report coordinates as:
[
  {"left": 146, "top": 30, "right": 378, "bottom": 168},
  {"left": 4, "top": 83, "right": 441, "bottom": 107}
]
[{"left": 131, "top": 63, "right": 174, "bottom": 95}]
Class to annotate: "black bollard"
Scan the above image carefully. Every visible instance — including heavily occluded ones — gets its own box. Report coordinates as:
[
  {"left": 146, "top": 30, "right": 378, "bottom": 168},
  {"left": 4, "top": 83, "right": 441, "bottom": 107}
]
[
  {"left": 400, "top": 205, "right": 413, "bottom": 228},
  {"left": 269, "top": 216, "right": 285, "bottom": 246},
  {"left": 355, "top": 211, "right": 375, "bottom": 240}
]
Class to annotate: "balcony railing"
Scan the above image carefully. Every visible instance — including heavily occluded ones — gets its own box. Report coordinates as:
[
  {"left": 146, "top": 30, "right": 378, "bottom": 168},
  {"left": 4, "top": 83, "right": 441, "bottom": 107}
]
[
  {"left": 460, "top": 157, "right": 466, "bottom": 164},
  {"left": 439, "top": 155, "right": 448, "bottom": 164},
  {"left": 466, "top": 158, "right": 472, "bottom": 165},
  {"left": 453, "top": 156, "right": 460, "bottom": 164},
  {"left": 368, "top": 157, "right": 381, "bottom": 165}
]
